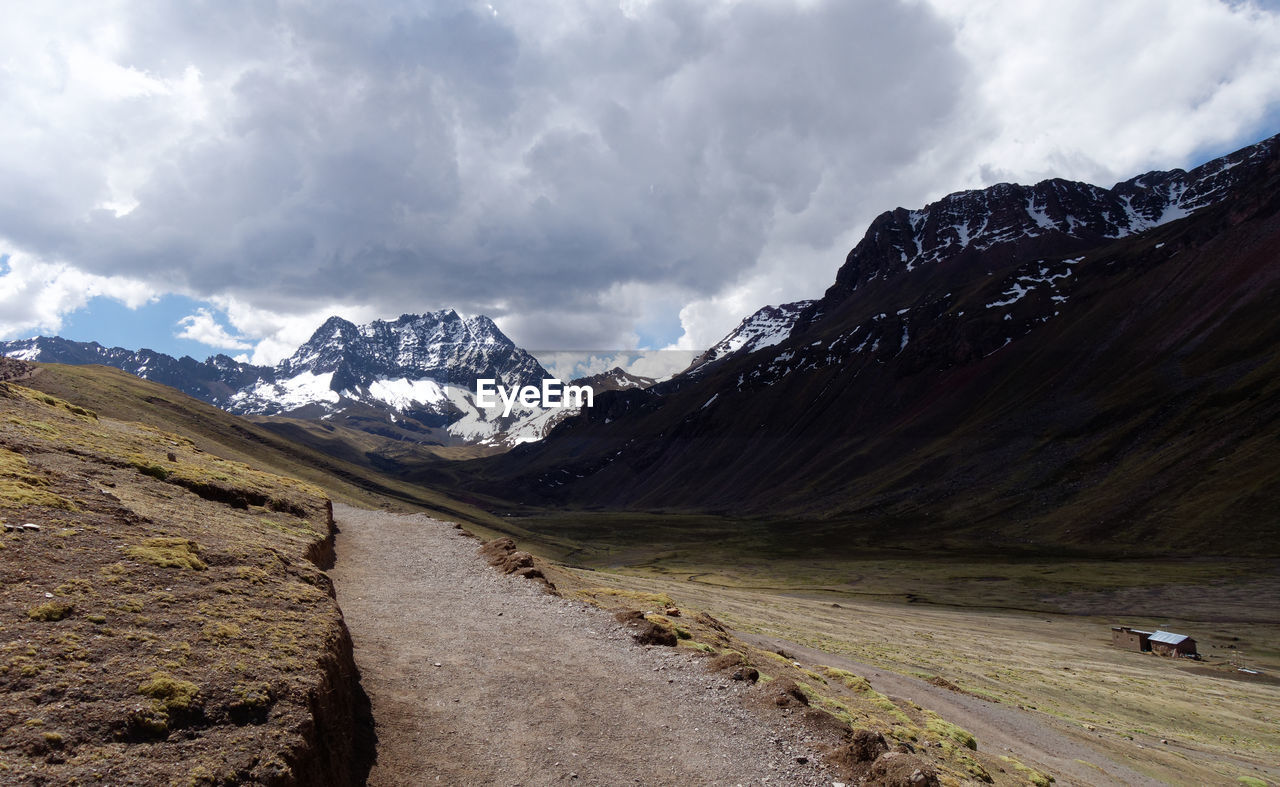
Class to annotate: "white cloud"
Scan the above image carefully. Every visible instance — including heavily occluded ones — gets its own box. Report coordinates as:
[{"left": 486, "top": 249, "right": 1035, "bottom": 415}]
[
  {"left": 0, "top": 246, "right": 156, "bottom": 337},
  {"left": 923, "top": 0, "right": 1280, "bottom": 186},
  {"left": 174, "top": 308, "right": 252, "bottom": 350},
  {"left": 2, "top": 1, "right": 1279, "bottom": 358},
  {"left": 208, "top": 296, "right": 381, "bottom": 366},
  {"left": 533, "top": 349, "right": 698, "bottom": 383}
]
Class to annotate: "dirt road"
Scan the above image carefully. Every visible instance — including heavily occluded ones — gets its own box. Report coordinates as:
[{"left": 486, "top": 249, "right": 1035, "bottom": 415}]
[
  {"left": 736, "top": 633, "right": 1162, "bottom": 787},
  {"left": 329, "top": 506, "right": 834, "bottom": 786}
]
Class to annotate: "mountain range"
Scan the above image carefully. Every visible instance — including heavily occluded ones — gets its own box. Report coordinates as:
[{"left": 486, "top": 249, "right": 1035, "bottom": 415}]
[
  {"left": 2, "top": 311, "right": 570, "bottom": 447},
  {"left": 466, "top": 132, "right": 1280, "bottom": 556},
  {"left": 6, "top": 132, "right": 1279, "bottom": 556}
]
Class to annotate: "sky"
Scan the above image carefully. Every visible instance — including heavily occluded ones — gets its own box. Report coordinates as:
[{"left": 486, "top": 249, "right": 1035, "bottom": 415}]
[{"left": 2, "top": 0, "right": 1280, "bottom": 371}]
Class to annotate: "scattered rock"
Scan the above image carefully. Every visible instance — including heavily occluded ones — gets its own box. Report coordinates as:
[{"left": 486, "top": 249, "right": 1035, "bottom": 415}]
[
  {"left": 22, "top": 523, "right": 40, "bottom": 531},
  {"left": 731, "top": 667, "right": 759, "bottom": 683},
  {"left": 831, "top": 603, "right": 842, "bottom": 608}
]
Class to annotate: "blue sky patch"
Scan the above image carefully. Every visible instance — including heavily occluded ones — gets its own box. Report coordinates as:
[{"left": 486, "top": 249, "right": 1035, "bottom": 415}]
[{"left": 57, "top": 295, "right": 244, "bottom": 361}]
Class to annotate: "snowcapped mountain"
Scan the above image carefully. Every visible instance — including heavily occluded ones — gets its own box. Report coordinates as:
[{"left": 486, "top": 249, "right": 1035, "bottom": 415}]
[
  {"left": 684, "top": 300, "right": 814, "bottom": 376},
  {"left": 1, "top": 311, "right": 571, "bottom": 447},
  {"left": 228, "top": 310, "right": 561, "bottom": 446}
]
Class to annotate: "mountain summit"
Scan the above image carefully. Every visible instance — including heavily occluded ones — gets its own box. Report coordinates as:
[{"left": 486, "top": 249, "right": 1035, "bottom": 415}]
[{"left": 229, "top": 310, "right": 552, "bottom": 445}]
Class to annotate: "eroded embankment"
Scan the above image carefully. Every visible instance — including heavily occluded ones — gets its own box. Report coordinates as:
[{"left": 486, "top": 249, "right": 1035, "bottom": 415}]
[{"left": 0, "top": 374, "right": 373, "bottom": 785}]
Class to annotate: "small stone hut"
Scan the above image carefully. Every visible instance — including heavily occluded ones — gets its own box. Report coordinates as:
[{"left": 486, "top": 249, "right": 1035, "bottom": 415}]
[
  {"left": 1148, "top": 630, "right": 1197, "bottom": 657},
  {"left": 1111, "top": 626, "right": 1152, "bottom": 652}
]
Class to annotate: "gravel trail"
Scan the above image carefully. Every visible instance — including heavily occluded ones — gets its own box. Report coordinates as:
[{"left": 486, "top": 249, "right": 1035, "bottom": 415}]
[{"left": 329, "top": 506, "right": 835, "bottom": 786}]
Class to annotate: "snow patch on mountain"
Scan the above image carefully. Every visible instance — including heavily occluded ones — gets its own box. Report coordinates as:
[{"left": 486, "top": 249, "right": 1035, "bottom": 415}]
[
  {"left": 365, "top": 378, "right": 449, "bottom": 411},
  {"left": 6, "top": 345, "right": 41, "bottom": 362},
  {"left": 231, "top": 371, "right": 341, "bottom": 413},
  {"left": 686, "top": 300, "right": 814, "bottom": 375}
]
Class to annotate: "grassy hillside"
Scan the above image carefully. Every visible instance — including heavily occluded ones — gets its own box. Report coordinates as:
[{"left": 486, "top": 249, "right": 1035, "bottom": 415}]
[
  {"left": 0, "top": 370, "right": 371, "bottom": 784},
  {"left": 20, "top": 363, "right": 505, "bottom": 531}
]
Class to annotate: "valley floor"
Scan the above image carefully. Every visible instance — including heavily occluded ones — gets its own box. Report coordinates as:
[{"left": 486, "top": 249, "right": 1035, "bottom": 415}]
[
  {"left": 578, "top": 570, "right": 1280, "bottom": 786},
  {"left": 328, "top": 502, "right": 1280, "bottom": 786},
  {"left": 329, "top": 505, "right": 835, "bottom": 786}
]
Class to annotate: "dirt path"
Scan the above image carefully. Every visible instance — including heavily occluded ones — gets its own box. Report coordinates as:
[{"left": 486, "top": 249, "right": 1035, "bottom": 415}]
[
  {"left": 736, "top": 633, "right": 1162, "bottom": 787},
  {"left": 329, "top": 506, "right": 835, "bottom": 786}
]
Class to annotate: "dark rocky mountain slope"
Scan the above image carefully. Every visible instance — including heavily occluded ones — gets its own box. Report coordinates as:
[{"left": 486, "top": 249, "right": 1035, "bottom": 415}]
[{"left": 469, "top": 133, "right": 1280, "bottom": 556}]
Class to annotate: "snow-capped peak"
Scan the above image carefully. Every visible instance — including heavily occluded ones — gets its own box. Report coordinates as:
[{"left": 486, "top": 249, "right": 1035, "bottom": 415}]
[{"left": 685, "top": 300, "right": 815, "bottom": 375}]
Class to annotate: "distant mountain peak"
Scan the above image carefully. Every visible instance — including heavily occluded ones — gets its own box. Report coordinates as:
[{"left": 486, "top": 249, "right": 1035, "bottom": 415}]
[{"left": 685, "top": 300, "right": 815, "bottom": 375}]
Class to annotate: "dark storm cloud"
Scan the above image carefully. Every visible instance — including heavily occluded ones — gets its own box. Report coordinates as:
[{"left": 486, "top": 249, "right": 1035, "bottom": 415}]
[{"left": 0, "top": 0, "right": 968, "bottom": 347}]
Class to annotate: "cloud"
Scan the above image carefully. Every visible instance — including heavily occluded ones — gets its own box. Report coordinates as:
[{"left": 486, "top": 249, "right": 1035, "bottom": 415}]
[
  {"left": 533, "top": 349, "right": 699, "bottom": 383},
  {"left": 0, "top": 0, "right": 967, "bottom": 352},
  {"left": 174, "top": 308, "right": 252, "bottom": 351},
  {"left": 203, "top": 296, "right": 383, "bottom": 366},
  {"left": 922, "top": 0, "right": 1280, "bottom": 186},
  {"left": 0, "top": 247, "right": 156, "bottom": 337},
  {"left": 1, "top": 1, "right": 1279, "bottom": 356}
]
